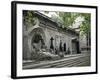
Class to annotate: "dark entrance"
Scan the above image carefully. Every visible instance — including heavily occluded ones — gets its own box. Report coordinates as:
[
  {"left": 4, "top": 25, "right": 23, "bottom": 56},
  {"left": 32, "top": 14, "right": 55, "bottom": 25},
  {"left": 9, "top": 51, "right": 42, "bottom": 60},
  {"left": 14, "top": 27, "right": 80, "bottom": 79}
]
[
  {"left": 76, "top": 41, "right": 80, "bottom": 53},
  {"left": 63, "top": 43, "right": 66, "bottom": 51},
  {"left": 72, "top": 39, "right": 80, "bottom": 54}
]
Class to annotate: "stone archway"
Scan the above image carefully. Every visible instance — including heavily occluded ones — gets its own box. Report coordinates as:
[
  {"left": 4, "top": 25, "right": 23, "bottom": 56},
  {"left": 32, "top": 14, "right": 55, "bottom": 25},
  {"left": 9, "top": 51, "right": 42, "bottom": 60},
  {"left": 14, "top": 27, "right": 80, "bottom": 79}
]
[{"left": 28, "top": 28, "right": 46, "bottom": 55}]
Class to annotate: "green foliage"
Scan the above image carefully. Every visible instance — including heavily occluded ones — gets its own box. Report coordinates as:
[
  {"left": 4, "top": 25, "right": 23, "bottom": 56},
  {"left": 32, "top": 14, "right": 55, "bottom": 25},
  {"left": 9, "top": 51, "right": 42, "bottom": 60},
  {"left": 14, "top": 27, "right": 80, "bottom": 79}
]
[
  {"left": 58, "top": 12, "right": 91, "bottom": 36},
  {"left": 58, "top": 12, "right": 79, "bottom": 28},
  {"left": 23, "top": 11, "right": 37, "bottom": 27},
  {"left": 80, "top": 13, "right": 91, "bottom": 35}
]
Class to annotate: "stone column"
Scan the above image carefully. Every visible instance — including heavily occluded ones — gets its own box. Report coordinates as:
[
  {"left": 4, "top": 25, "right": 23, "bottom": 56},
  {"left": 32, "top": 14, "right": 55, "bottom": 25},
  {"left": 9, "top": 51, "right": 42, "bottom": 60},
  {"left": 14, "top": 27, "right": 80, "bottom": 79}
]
[{"left": 59, "top": 40, "right": 63, "bottom": 51}]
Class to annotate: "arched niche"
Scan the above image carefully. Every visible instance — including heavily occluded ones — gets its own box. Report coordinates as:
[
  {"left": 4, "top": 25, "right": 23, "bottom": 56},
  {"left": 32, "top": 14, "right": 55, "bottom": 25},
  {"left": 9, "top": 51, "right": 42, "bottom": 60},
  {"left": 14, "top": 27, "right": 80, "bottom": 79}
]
[{"left": 28, "top": 28, "right": 46, "bottom": 53}]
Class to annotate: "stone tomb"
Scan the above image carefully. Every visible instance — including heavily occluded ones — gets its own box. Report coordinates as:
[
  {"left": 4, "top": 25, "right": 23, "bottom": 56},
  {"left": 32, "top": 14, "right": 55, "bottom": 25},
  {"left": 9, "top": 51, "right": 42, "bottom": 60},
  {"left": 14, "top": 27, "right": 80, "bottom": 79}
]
[{"left": 23, "top": 11, "right": 80, "bottom": 60}]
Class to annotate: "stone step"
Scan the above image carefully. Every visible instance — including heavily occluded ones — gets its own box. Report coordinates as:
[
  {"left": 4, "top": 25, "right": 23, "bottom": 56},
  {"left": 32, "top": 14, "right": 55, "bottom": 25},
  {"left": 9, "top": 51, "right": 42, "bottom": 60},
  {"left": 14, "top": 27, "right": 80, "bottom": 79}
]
[{"left": 23, "top": 54, "right": 90, "bottom": 69}]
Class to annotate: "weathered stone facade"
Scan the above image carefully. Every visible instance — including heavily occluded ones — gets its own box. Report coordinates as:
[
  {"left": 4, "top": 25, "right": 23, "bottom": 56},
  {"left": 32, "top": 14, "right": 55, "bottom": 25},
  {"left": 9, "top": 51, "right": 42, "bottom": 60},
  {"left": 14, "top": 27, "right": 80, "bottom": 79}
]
[{"left": 23, "top": 11, "right": 80, "bottom": 60}]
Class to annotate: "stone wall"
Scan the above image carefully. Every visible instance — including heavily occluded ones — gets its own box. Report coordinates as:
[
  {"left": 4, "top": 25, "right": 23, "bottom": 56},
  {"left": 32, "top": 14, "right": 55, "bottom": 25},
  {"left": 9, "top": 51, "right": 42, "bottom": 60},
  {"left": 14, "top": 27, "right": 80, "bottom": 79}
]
[
  {"left": 23, "top": 12, "right": 80, "bottom": 60},
  {"left": 39, "top": 19, "right": 79, "bottom": 54}
]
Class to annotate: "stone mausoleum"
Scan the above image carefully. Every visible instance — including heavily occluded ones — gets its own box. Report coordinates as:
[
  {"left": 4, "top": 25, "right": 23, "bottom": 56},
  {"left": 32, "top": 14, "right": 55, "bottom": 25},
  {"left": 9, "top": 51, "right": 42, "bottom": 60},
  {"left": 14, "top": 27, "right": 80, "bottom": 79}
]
[{"left": 23, "top": 11, "right": 81, "bottom": 60}]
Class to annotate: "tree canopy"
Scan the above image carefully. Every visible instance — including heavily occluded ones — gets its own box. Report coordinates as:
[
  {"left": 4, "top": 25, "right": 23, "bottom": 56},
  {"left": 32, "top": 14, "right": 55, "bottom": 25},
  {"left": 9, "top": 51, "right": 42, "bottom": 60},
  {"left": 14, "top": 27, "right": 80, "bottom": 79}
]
[
  {"left": 55, "top": 12, "right": 91, "bottom": 36},
  {"left": 23, "top": 10, "right": 37, "bottom": 27},
  {"left": 79, "top": 13, "right": 91, "bottom": 35}
]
